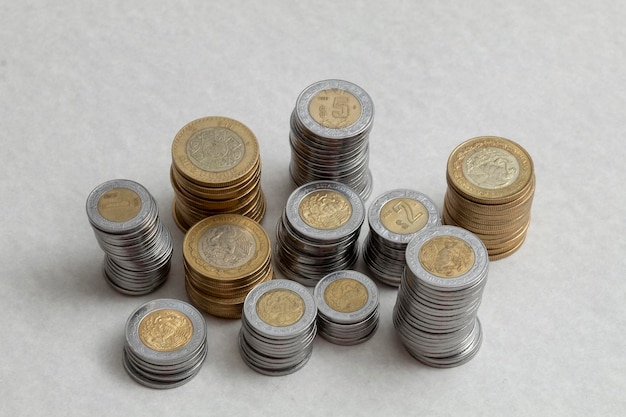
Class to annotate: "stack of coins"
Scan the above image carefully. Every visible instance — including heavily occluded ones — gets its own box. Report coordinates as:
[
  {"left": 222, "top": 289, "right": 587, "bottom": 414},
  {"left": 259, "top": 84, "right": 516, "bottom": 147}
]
[
  {"left": 170, "top": 116, "right": 266, "bottom": 232},
  {"left": 183, "top": 214, "right": 273, "bottom": 319},
  {"left": 314, "top": 270, "right": 380, "bottom": 345},
  {"left": 123, "top": 299, "right": 207, "bottom": 389},
  {"left": 442, "top": 136, "right": 535, "bottom": 260},
  {"left": 239, "top": 280, "right": 317, "bottom": 376},
  {"left": 274, "top": 181, "right": 365, "bottom": 287},
  {"left": 86, "top": 179, "right": 173, "bottom": 295},
  {"left": 289, "top": 79, "right": 374, "bottom": 200},
  {"left": 393, "top": 226, "right": 489, "bottom": 368},
  {"left": 363, "top": 189, "right": 440, "bottom": 287}
]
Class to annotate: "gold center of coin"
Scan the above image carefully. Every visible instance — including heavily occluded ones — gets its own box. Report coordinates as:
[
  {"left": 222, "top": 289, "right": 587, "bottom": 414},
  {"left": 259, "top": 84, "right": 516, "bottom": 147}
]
[
  {"left": 418, "top": 236, "right": 475, "bottom": 278},
  {"left": 463, "top": 146, "right": 520, "bottom": 190},
  {"left": 380, "top": 198, "right": 428, "bottom": 234},
  {"left": 324, "top": 278, "right": 368, "bottom": 313},
  {"left": 97, "top": 188, "right": 141, "bottom": 222},
  {"left": 308, "top": 89, "right": 362, "bottom": 129},
  {"left": 198, "top": 224, "right": 256, "bottom": 269},
  {"left": 299, "top": 190, "right": 352, "bottom": 230},
  {"left": 186, "top": 127, "right": 245, "bottom": 172},
  {"left": 256, "top": 289, "right": 305, "bottom": 327},
  {"left": 138, "top": 309, "right": 193, "bottom": 352}
]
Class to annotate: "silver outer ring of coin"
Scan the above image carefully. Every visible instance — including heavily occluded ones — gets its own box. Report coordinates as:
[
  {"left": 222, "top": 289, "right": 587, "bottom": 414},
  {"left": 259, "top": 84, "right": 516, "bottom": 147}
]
[
  {"left": 86, "top": 179, "right": 153, "bottom": 233},
  {"left": 405, "top": 225, "right": 488, "bottom": 290},
  {"left": 243, "top": 279, "right": 316, "bottom": 339},
  {"left": 314, "top": 270, "right": 378, "bottom": 325},
  {"left": 285, "top": 181, "right": 365, "bottom": 241},
  {"left": 368, "top": 189, "right": 440, "bottom": 245},
  {"left": 295, "top": 79, "right": 374, "bottom": 139},
  {"left": 125, "top": 298, "right": 207, "bottom": 366}
]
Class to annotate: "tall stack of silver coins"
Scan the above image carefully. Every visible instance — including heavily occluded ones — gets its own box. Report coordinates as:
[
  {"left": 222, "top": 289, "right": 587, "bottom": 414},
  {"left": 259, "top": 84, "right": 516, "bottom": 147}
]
[
  {"left": 363, "top": 189, "right": 440, "bottom": 287},
  {"left": 123, "top": 299, "right": 208, "bottom": 388},
  {"left": 239, "top": 280, "right": 317, "bottom": 376},
  {"left": 393, "top": 226, "right": 489, "bottom": 367},
  {"left": 86, "top": 179, "right": 173, "bottom": 295},
  {"left": 314, "top": 270, "right": 380, "bottom": 345},
  {"left": 274, "top": 181, "right": 365, "bottom": 286},
  {"left": 289, "top": 79, "right": 374, "bottom": 200}
]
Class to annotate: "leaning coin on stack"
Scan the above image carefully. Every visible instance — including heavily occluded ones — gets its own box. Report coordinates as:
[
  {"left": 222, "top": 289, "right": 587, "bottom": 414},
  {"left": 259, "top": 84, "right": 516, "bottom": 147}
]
[
  {"left": 314, "top": 270, "right": 379, "bottom": 345},
  {"left": 274, "top": 181, "right": 365, "bottom": 287},
  {"left": 239, "top": 279, "right": 317, "bottom": 376},
  {"left": 183, "top": 213, "right": 273, "bottom": 319},
  {"left": 289, "top": 79, "right": 374, "bottom": 200},
  {"left": 442, "top": 136, "right": 535, "bottom": 260},
  {"left": 393, "top": 225, "right": 489, "bottom": 368},
  {"left": 170, "top": 116, "right": 266, "bottom": 232},
  {"left": 363, "top": 189, "right": 440, "bottom": 287},
  {"left": 86, "top": 179, "right": 173, "bottom": 295},
  {"left": 123, "top": 298, "right": 207, "bottom": 389}
]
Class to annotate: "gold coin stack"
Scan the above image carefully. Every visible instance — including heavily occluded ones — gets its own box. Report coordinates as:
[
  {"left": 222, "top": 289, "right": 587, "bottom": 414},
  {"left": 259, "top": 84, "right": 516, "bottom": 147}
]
[
  {"left": 442, "top": 136, "right": 535, "bottom": 261},
  {"left": 170, "top": 116, "right": 266, "bottom": 232},
  {"left": 182, "top": 214, "right": 274, "bottom": 319}
]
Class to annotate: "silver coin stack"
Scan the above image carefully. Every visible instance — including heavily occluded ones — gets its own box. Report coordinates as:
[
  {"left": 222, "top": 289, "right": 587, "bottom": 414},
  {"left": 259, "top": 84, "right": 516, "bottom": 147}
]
[
  {"left": 86, "top": 179, "right": 173, "bottom": 295},
  {"left": 393, "top": 225, "right": 489, "bottom": 368},
  {"left": 314, "top": 270, "right": 380, "bottom": 345},
  {"left": 289, "top": 79, "right": 374, "bottom": 200},
  {"left": 123, "top": 299, "right": 208, "bottom": 389},
  {"left": 363, "top": 189, "right": 440, "bottom": 287},
  {"left": 239, "top": 280, "right": 317, "bottom": 376},
  {"left": 274, "top": 181, "right": 365, "bottom": 287}
]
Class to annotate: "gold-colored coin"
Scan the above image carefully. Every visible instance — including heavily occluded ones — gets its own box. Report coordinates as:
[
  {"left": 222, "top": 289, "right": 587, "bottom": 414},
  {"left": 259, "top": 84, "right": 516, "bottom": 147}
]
[
  {"left": 256, "top": 289, "right": 305, "bottom": 327},
  {"left": 308, "top": 88, "right": 362, "bottom": 129},
  {"left": 298, "top": 190, "right": 352, "bottom": 230},
  {"left": 324, "top": 278, "right": 368, "bottom": 313},
  {"left": 447, "top": 136, "right": 533, "bottom": 205},
  {"left": 172, "top": 116, "right": 259, "bottom": 187},
  {"left": 97, "top": 187, "right": 142, "bottom": 222},
  {"left": 418, "top": 236, "right": 475, "bottom": 278},
  {"left": 138, "top": 309, "right": 193, "bottom": 352},
  {"left": 380, "top": 198, "right": 428, "bottom": 234}
]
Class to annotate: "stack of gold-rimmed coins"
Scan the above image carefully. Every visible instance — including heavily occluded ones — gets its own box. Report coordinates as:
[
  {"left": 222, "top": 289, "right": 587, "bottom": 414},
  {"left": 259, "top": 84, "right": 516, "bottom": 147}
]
[
  {"left": 182, "top": 214, "right": 273, "bottom": 319},
  {"left": 170, "top": 116, "right": 266, "bottom": 232},
  {"left": 442, "top": 136, "right": 535, "bottom": 260}
]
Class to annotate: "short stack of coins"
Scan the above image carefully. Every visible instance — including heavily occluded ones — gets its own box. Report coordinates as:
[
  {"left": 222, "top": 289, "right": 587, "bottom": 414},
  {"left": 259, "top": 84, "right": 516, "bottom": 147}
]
[
  {"left": 170, "top": 116, "right": 266, "bottom": 232},
  {"left": 289, "top": 79, "right": 374, "bottom": 200},
  {"left": 123, "top": 299, "right": 207, "bottom": 389},
  {"left": 442, "top": 136, "right": 535, "bottom": 260},
  {"left": 363, "top": 189, "right": 440, "bottom": 287},
  {"left": 274, "top": 181, "right": 365, "bottom": 287},
  {"left": 314, "top": 270, "right": 380, "bottom": 345},
  {"left": 393, "top": 225, "right": 489, "bottom": 368},
  {"left": 183, "top": 214, "right": 274, "bottom": 319},
  {"left": 86, "top": 179, "right": 173, "bottom": 295},
  {"left": 239, "top": 280, "right": 317, "bottom": 376}
]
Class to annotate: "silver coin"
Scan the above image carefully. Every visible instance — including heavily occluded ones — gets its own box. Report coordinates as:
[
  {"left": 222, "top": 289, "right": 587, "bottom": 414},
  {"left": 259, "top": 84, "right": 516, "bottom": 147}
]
[{"left": 314, "top": 270, "right": 378, "bottom": 325}]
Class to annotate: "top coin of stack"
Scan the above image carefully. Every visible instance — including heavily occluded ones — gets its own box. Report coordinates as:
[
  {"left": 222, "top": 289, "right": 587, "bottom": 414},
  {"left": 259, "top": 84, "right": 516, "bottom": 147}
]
[
  {"left": 289, "top": 79, "right": 374, "bottom": 200},
  {"left": 170, "top": 116, "right": 266, "bottom": 232},
  {"left": 442, "top": 136, "right": 535, "bottom": 260}
]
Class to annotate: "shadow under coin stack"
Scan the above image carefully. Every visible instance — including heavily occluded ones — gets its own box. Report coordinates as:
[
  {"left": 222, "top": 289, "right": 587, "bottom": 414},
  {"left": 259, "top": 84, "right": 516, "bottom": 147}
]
[
  {"left": 393, "top": 226, "right": 488, "bottom": 368},
  {"left": 183, "top": 214, "right": 273, "bottom": 319},
  {"left": 239, "top": 280, "right": 317, "bottom": 376},
  {"left": 314, "top": 270, "right": 380, "bottom": 345},
  {"left": 86, "top": 179, "right": 173, "bottom": 295},
  {"left": 170, "top": 116, "right": 266, "bottom": 232},
  {"left": 123, "top": 299, "right": 207, "bottom": 389},
  {"left": 275, "top": 181, "right": 365, "bottom": 287},
  {"left": 289, "top": 79, "right": 374, "bottom": 200},
  {"left": 442, "top": 136, "right": 535, "bottom": 260},
  {"left": 363, "top": 189, "right": 440, "bottom": 287}
]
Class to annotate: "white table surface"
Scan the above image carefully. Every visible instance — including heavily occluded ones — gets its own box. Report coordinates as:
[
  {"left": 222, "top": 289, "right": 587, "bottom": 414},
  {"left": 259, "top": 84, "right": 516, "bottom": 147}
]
[{"left": 1, "top": 1, "right": 624, "bottom": 415}]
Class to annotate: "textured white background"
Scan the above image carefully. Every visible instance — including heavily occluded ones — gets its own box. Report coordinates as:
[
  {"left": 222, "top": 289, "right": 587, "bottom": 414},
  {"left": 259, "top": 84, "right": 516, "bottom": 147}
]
[{"left": 1, "top": 1, "right": 624, "bottom": 415}]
